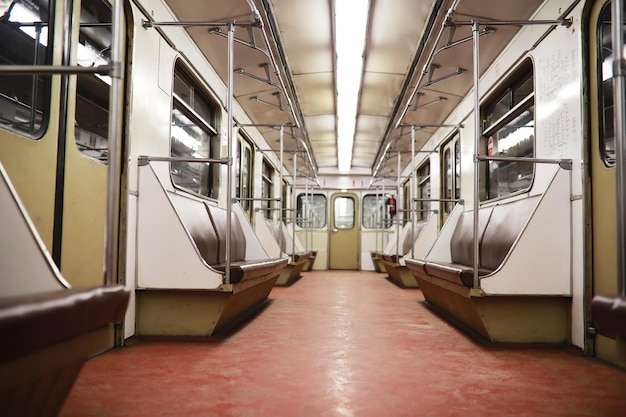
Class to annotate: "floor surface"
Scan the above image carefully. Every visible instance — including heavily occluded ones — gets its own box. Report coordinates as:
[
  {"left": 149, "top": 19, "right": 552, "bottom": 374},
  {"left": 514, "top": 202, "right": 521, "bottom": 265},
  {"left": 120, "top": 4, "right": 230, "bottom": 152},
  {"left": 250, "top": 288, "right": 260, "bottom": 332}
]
[{"left": 60, "top": 271, "right": 626, "bottom": 417}]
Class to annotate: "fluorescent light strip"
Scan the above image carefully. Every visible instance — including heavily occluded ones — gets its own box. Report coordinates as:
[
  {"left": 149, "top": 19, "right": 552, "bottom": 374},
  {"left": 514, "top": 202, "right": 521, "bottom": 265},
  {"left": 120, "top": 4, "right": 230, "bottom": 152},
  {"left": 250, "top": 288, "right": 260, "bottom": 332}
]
[{"left": 335, "top": 0, "right": 369, "bottom": 173}]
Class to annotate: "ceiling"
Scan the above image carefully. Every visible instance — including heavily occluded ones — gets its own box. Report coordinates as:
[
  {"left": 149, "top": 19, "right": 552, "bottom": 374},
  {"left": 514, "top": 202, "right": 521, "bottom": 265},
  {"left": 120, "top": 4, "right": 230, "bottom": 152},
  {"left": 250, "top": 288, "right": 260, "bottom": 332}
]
[{"left": 162, "top": 0, "right": 549, "bottom": 181}]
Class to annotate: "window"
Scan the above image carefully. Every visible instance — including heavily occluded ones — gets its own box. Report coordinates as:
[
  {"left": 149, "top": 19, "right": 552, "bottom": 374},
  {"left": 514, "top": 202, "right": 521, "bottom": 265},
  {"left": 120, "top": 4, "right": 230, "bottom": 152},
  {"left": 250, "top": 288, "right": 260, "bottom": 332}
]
[
  {"left": 0, "top": 0, "right": 52, "bottom": 136},
  {"left": 297, "top": 193, "right": 326, "bottom": 228},
  {"left": 261, "top": 158, "right": 274, "bottom": 219},
  {"left": 170, "top": 64, "right": 220, "bottom": 199},
  {"left": 334, "top": 196, "right": 355, "bottom": 229},
  {"left": 597, "top": 3, "right": 625, "bottom": 166},
  {"left": 441, "top": 134, "right": 460, "bottom": 216},
  {"left": 235, "top": 134, "right": 253, "bottom": 218},
  {"left": 282, "top": 179, "right": 288, "bottom": 223},
  {"left": 362, "top": 194, "right": 392, "bottom": 229},
  {"left": 416, "top": 161, "right": 431, "bottom": 221},
  {"left": 74, "top": 0, "right": 112, "bottom": 163},
  {"left": 402, "top": 180, "right": 411, "bottom": 225},
  {"left": 481, "top": 62, "right": 534, "bottom": 200}
]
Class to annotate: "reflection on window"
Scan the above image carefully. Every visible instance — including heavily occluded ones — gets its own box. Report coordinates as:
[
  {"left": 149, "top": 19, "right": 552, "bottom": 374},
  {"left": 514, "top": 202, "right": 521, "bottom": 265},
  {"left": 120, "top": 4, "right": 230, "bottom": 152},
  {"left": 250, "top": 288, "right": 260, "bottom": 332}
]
[
  {"left": 334, "top": 196, "right": 354, "bottom": 229},
  {"left": 417, "top": 161, "right": 431, "bottom": 221},
  {"left": 235, "top": 135, "right": 253, "bottom": 216},
  {"left": 74, "top": 0, "right": 112, "bottom": 163},
  {"left": 297, "top": 193, "right": 326, "bottom": 228},
  {"left": 261, "top": 159, "right": 274, "bottom": 219},
  {"left": 598, "top": 3, "right": 624, "bottom": 166},
  {"left": 0, "top": 0, "right": 52, "bottom": 136},
  {"left": 441, "top": 134, "right": 459, "bottom": 215},
  {"left": 362, "top": 194, "right": 392, "bottom": 229},
  {"left": 170, "top": 64, "right": 219, "bottom": 199},
  {"left": 481, "top": 62, "right": 534, "bottom": 200}
]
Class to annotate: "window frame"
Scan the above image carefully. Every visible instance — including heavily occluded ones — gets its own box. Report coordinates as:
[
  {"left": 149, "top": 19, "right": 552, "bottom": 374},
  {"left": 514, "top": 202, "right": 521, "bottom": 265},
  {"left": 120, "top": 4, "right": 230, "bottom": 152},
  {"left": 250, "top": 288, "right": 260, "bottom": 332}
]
[
  {"left": 597, "top": 2, "right": 617, "bottom": 167},
  {"left": 480, "top": 61, "right": 535, "bottom": 202},
  {"left": 261, "top": 158, "right": 274, "bottom": 220},
  {"left": 0, "top": 0, "right": 54, "bottom": 138},
  {"left": 415, "top": 159, "right": 431, "bottom": 222},
  {"left": 441, "top": 132, "right": 460, "bottom": 217},
  {"left": 361, "top": 193, "right": 393, "bottom": 229},
  {"left": 297, "top": 193, "right": 327, "bottom": 229},
  {"left": 169, "top": 62, "right": 220, "bottom": 200}
]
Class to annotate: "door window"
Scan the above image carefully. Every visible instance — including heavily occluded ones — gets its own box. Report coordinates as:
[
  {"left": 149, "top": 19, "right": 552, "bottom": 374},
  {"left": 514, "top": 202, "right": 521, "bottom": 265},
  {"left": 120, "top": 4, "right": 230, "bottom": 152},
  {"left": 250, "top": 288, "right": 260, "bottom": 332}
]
[{"left": 334, "top": 196, "right": 355, "bottom": 229}]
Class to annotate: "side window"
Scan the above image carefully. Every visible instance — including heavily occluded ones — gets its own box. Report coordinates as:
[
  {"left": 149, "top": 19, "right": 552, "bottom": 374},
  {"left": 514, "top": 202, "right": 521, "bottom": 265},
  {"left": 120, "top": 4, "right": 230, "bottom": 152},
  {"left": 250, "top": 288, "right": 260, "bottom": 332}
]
[
  {"left": 362, "top": 194, "right": 392, "bottom": 229},
  {"left": 261, "top": 158, "right": 274, "bottom": 219},
  {"left": 75, "top": 0, "right": 112, "bottom": 163},
  {"left": 416, "top": 161, "right": 431, "bottom": 221},
  {"left": 402, "top": 180, "right": 411, "bottom": 225},
  {"left": 235, "top": 134, "right": 253, "bottom": 219},
  {"left": 0, "top": 0, "right": 52, "bottom": 137},
  {"left": 441, "top": 133, "right": 460, "bottom": 217},
  {"left": 297, "top": 193, "right": 327, "bottom": 228},
  {"left": 282, "top": 179, "right": 288, "bottom": 223},
  {"left": 598, "top": 3, "right": 619, "bottom": 166},
  {"left": 481, "top": 62, "right": 534, "bottom": 200},
  {"left": 170, "top": 63, "right": 220, "bottom": 199}
]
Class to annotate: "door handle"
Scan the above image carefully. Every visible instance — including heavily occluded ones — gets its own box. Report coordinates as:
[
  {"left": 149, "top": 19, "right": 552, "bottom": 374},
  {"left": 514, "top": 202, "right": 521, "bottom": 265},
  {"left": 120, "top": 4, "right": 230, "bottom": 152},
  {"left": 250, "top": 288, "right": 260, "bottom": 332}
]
[{"left": 332, "top": 228, "right": 339, "bottom": 233}]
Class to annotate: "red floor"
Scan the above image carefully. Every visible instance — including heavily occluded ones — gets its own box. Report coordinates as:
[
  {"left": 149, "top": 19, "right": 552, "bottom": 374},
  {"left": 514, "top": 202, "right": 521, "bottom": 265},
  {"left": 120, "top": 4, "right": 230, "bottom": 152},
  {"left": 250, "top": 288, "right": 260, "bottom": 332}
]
[{"left": 61, "top": 271, "right": 626, "bottom": 417}]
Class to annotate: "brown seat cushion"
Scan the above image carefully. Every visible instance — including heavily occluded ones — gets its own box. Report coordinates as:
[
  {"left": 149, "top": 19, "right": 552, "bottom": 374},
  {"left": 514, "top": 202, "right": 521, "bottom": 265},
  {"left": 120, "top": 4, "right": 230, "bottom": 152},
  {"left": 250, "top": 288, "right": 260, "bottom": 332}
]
[{"left": 0, "top": 285, "right": 129, "bottom": 361}]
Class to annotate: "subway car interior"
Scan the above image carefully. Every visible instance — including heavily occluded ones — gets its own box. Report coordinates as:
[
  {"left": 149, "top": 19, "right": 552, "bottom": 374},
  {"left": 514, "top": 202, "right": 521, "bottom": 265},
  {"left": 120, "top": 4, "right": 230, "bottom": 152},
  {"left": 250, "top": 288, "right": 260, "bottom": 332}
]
[{"left": 1, "top": 0, "right": 626, "bottom": 415}]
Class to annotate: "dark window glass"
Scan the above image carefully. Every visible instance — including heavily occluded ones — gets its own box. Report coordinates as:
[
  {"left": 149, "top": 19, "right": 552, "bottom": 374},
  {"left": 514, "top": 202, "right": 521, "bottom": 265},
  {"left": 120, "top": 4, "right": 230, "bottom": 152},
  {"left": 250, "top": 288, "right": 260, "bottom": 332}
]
[
  {"left": 481, "top": 63, "right": 534, "bottom": 200},
  {"left": 416, "top": 161, "right": 431, "bottom": 221},
  {"left": 74, "top": 0, "right": 112, "bottom": 163},
  {"left": 170, "top": 64, "right": 219, "bottom": 199},
  {"left": 0, "top": 0, "right": 52, "bottom": 136},
  {"left": 261, "top": 159, "right": 274, "bottom": 219},
  {"left": 597, "top": 3, "right": 624, "bottom": 166}
]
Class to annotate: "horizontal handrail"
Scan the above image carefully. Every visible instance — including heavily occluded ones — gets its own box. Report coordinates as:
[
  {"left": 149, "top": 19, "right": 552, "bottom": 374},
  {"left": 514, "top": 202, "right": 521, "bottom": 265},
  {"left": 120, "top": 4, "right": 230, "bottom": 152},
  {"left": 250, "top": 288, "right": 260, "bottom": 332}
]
[
  {"left": 477, "top": 155, "right": 573, "bottom": 170},
  {"left": 138, "top": 155, "right": 229, "bottom": 165},
  {"left": 235, "top": 197, "right": 281, "bottom": 201},
  {"left": 0, "top": 64, "right": 113, "bottom": 75},
  {"left": 412, "top": 198, "right": 464, "bottom": 203}
]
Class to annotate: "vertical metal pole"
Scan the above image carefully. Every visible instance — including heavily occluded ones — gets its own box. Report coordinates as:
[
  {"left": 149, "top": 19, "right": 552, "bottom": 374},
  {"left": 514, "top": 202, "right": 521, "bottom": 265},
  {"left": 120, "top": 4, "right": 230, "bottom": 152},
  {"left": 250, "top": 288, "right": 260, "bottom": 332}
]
[
  {"left": 304, "top": 175, "right": 309, "bottom": 251},
  {"left": 382, "top": 180, "right": 386, "bottom": 239},
  {"left": 613, "top": 0, "right": 626, "bottom": 295},
  {"left": 292, "top": 151, "right": 297, "bottom": 263},
  {"left": 376, "top": 186, "right": 381, "bottom": 252},
  {"left": 472, "top": 21, "right": 481, "bottom": 289},
  {"left": 278, "top": 125, "right": 284, "bottom": 255},
  {"left": 104, "top": 0, "right": 124, "bottom": 286},
  {"left": 396, "top": 151, "right": 401, "bottom": 260},
  {"left": 224, "top": 21, "right": 235, "bottom": 285},
  {"left": 411, "top": 125, "right": 416, "bottom": 258}
]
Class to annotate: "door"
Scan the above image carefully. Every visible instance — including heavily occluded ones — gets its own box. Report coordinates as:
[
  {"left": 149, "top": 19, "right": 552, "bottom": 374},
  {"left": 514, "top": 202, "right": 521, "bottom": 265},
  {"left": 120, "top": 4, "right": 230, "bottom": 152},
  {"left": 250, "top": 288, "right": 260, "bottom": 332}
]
[
  {"left": 0, "top": 0, "right": 125, "bottom": 289},
  {"left": 329, "top": 192, "right": 360, "bottom": 269},
  {"left": 588, "top": 0, "right": 625, "bottom": 367}
]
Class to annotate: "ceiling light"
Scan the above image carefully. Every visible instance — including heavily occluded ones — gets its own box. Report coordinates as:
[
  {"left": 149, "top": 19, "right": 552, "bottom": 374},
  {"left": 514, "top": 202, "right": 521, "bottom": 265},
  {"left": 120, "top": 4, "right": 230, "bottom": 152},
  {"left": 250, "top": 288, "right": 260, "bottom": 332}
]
[{"left": 335, "top": 0, "right": 369, "bottom": 173}]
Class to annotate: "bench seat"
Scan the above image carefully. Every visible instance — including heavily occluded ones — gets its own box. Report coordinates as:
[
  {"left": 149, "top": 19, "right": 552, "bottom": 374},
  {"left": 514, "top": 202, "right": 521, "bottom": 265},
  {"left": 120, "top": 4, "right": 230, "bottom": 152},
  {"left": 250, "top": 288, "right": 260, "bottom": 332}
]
[
  {"left": 592, "top": 295, "right": 626, "bottom": 339},
  {"left": 135, "top": 169, "right": 288, "bottom": 336},
  {"left": 405, "top": 193, "right": 572, "bottom": 344},
  {"left": 380, "top": 220, "right": 429, "bottom": 288},
  {"left": 0, "top": 285, "right": 129, "bottom": 362},
  {"left": 421, "top": 261, "right": 492, "bottom": 287},
  {"left": 256, "top": 214, "right": 310, "bottom": 285},
  {"left": 212, "top": 258, "right": 288, "bottom": 283}
]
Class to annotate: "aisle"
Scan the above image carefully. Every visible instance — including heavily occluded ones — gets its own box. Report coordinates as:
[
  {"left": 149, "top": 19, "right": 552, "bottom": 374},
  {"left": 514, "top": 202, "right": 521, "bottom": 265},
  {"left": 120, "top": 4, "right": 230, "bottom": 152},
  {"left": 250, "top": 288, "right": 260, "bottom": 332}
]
[{"left": 61, "top": 271, "right": 626, "bottom": 417}]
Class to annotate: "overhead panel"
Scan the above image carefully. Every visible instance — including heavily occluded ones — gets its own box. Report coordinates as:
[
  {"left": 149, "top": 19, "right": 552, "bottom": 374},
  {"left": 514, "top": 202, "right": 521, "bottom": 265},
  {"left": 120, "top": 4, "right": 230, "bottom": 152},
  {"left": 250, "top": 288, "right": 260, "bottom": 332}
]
[{"left": 161, "top": 0, "right": 548, "bottom": 177}]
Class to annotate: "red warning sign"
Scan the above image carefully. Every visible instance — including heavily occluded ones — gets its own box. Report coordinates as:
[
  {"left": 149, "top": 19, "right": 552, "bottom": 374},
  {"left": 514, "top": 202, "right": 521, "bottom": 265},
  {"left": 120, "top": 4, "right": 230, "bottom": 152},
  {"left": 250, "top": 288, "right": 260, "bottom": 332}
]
[{"left": 487, "top": 136, "right": 494, "bottom": 157}]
